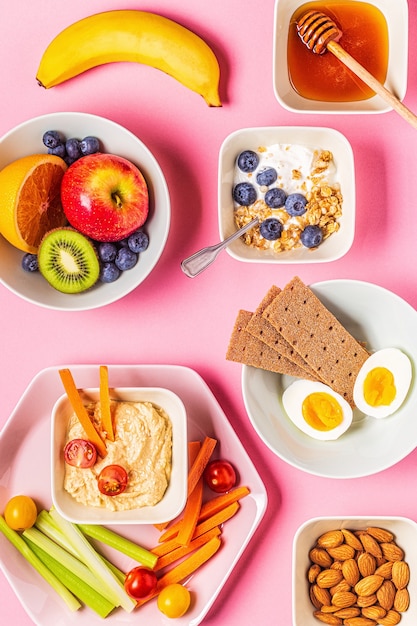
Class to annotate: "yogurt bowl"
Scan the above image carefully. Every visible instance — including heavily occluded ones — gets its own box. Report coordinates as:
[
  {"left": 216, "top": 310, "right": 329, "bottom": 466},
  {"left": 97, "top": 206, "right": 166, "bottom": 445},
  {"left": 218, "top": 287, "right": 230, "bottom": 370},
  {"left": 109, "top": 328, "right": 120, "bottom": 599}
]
[{"left": 51, "top": 386, "right": 188, "bottom": 525}]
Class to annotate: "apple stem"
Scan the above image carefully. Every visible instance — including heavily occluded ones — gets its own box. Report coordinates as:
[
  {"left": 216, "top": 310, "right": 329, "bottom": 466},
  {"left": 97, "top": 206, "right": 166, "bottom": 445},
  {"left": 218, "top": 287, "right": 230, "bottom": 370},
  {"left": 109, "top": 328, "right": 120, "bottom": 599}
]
[{"left": 111, "top": 192, "right": 123, "bottom": 208}]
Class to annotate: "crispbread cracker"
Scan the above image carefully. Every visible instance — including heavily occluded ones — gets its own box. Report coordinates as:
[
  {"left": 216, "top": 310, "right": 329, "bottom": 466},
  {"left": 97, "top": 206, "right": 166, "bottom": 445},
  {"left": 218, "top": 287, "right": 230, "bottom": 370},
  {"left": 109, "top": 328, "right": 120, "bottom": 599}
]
[
  {"left": 245, "top": 285, "right": 319, "bottom": 379},
  {"left": 262, "top": 276, "right": 369, "bottom": 405},
  {"left": 226, "top": 309, "right": 318, "bottom": 379}
]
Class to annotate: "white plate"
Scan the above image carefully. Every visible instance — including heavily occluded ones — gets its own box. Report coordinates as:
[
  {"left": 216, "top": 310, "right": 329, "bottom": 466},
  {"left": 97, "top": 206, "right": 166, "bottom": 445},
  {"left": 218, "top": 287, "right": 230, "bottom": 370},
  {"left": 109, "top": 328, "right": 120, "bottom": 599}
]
[
  {"left": 0, "top": 112, "right": 170, "bottom": 311},
  {"left": 242, "top": 280, "right": 417, "bottom": 478},
  {"left": 273, "top": 0, "right": 409, "bottom": 114},
  {"left": 218, "top": 126, "right": 355, "bottom": 264},
  {"left": 0, "top": 364, "right": 267, "bottom": 625}
]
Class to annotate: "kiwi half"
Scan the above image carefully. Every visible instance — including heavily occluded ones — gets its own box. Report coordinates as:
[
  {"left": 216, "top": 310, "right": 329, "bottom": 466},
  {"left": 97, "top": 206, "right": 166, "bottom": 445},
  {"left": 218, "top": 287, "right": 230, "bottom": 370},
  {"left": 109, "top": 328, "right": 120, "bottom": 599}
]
[{"left": 38, "top": 228, "right": 100, "bottom": 294}]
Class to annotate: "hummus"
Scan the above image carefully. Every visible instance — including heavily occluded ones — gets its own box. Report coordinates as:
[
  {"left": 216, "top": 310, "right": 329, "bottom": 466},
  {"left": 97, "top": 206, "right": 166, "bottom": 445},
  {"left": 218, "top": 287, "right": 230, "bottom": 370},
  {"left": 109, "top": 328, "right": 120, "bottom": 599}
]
[{"left": 64, "top": 400, "right": 172, "bottom": 511}]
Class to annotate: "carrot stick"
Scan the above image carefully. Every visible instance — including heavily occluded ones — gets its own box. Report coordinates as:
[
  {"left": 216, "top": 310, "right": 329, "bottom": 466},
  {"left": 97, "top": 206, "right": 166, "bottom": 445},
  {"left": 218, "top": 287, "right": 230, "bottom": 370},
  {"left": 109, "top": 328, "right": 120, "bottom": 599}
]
[
  {"left": 59, "top": 368, "right": 107, "bottom": 458},
  {"left": 152, "top": 502, "right": 239, "bottom": 557},
  {"left": 158, "top": 486, "right": 250, "bottom": 543},
  {"left": 153, "top": 441, "right": 201, "bottom": 532},
  {"left": 176, "top": 443, "right": 204, "bottom": 546},
  {"left": 153, "top": 527, "right": 221, "bottom": 571},
  {"left": 99, "top": 365, "right": 114, "bottom": 442},
  {"left": 136, "top": 536, "right": 222, "bottom": 608},
  {"left": 187, "top": 436, "right": 217, "bottom": 495}
]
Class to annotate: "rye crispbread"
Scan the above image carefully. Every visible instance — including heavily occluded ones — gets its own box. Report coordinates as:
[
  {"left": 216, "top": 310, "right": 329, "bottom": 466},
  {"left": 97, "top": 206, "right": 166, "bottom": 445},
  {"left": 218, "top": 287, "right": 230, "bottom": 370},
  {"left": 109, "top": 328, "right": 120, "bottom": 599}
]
[
  {"left": 262, "top": 276, "right": 369, "bottom": 405},
  {"left": 245, "top": 285, "right": 319, "bottom": 379},
  {"left": 226, "top": 309, "right": 318, "bottom": 379}
]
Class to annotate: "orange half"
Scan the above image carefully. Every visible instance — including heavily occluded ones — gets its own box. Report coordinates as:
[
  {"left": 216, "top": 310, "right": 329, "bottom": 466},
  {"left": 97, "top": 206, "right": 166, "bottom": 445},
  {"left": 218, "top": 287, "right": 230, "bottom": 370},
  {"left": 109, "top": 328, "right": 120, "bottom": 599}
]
[{"left": 0, "top": 154, "right": 68, "bottom": 253}]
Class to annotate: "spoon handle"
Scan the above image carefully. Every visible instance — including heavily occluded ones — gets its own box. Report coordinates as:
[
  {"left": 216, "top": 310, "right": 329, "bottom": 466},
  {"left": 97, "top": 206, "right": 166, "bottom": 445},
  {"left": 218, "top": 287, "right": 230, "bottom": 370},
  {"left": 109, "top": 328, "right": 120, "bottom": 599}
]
[
  {"left": 181, "top": 217, "right": 259, "bottom": 278},
  {"left": 327, "top": 40, "right": 417, "bottom": 130}
]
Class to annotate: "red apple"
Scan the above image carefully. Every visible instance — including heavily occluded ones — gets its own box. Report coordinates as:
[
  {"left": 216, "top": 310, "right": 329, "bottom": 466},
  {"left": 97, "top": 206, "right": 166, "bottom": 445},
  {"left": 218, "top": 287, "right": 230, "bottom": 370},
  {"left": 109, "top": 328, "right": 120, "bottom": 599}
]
[{"left": 61, "top": 153, "right": 149, "bottom": 242}]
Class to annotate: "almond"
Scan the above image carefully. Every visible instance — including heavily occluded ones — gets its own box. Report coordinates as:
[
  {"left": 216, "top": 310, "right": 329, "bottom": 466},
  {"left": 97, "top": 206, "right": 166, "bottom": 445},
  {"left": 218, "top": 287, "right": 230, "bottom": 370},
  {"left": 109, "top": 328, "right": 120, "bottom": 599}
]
[
  {"left": 358, "top": 532, "right": 383, "bottom": 558},
  {"left": 391, "top": 560, "right": 410, "bottom": 589},
  {"left": 308, "top": 563, "right": 322, "bottom": 583},
  {"left": 330, "top": 579, "right": 351, "bottom": 595},
  {"left": 374, "top": 561, "right": 393, "bottom": 579},
  {"left": 327, "top": 544, "right": 356, "bottom": 561},
  {"left": 342, "top": 558, "right": 360, "bottom": 586},
  {"left": 380, "top": 542, "right": 404, "bottom": 562},
  {"left": 317, "top": 530, "right": 344, "bottom": 549},
  {"left": 342, "top": 528, "right": 363, "bottom": 551},
  {"left": 394, "top": 587, "right": 410, "bottom": 612},
  {"left": 361, "top": 605, "right": 387, "bottom": 620},
  {"left": 317, "top": 568, "right": 344, "bottom": 588},
  {"left": 310, "top": 547, "right": 333, "bottom": 568},
  {"left": 356, "top": 594, "right": 377, "bottom": 608},
  {"left": 357, "top": 552, "right": 376, "bottom": 577},
  {"left": 312, "top": 583, "right": 332, "bottom": 607},
  {"left": 366, "top": 527, "right": 394, "bottom": 543},
  {"left": 377, "top": 609, "right": 401, "bottom": 625},
  {"left": 333, "top": 607, "right": 361, "bottom": 618},
  {"left": 331, "top": 590, "right": 357, "bottom": 608},
  {"left": 310, "top": 584, "right": 323, "bottom": 609},
  {"left": 313, "top": 611, "right": 342, "bottom": 625},
  {"left": 376, "top": 580, "right": 396, "bottom": 611},
  {"left": 343, "top": 618, "right": 377, "bottom": 626},
  {"left": 354, "top": 574, "right": 384, "bottom": 597}
]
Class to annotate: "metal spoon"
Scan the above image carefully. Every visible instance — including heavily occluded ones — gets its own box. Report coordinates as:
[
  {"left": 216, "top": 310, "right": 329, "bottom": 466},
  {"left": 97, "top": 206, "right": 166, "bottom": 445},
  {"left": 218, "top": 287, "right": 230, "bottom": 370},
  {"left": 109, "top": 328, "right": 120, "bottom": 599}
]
[
  {"left": 297, "top": 10, "right": 417, "bottom": 130},
  {"left": 181, "top": 217, "right": 259, "bottom": 278}
]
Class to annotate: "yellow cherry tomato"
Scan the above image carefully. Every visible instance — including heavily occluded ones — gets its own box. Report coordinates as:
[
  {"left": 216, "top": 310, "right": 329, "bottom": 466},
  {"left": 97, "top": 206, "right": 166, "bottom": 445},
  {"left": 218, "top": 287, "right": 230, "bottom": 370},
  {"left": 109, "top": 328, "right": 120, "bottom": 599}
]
[
  {"left": 157, "top": 583, "right": 191, "bottom": 618},
  {"left": 4, "top": 495, "right": 38, "bottom": 531}
]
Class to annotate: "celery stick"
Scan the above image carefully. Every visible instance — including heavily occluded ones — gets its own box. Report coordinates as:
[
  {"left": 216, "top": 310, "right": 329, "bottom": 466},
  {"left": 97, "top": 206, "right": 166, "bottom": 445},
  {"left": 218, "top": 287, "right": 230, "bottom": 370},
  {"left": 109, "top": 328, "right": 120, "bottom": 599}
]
[
  {"left": 49, "top": 509, "right": 135, "bottom": 613},
  {"left": 26, "top": 539, "right": 115, "bottom": 618},
  {"left": 0, "top": 515, "right": 81, "bottom": 612},
  {"left": 79, "top": 523, "right": 158, "bottom": 569},
  {"left": 23, "top": 526, "right": 119, "bottom": 605}
]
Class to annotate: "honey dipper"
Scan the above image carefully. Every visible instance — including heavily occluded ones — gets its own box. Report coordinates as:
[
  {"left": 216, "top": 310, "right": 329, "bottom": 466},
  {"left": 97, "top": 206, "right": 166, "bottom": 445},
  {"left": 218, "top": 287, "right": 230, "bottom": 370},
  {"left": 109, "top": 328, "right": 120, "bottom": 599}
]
[{"left": 296, "top": 10, "right": 417, "bottom": 130}]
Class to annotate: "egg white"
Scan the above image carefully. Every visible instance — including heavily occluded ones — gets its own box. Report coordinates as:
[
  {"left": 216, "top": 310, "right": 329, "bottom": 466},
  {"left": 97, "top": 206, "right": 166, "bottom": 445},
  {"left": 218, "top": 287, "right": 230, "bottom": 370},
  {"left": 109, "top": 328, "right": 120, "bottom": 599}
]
[
  {"left": 282, "top": 380, "right": 353, "bottom": 441},
  {"left": 353, "top": 348, "right": 412, "bottom": 418}
]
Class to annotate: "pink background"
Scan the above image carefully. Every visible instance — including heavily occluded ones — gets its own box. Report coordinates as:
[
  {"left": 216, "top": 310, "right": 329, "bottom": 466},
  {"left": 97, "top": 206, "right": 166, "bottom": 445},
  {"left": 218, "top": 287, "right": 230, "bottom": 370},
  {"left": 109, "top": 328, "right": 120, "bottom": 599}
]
[{"left": 1, "top": 0, "right": 417, "bottom": 624}]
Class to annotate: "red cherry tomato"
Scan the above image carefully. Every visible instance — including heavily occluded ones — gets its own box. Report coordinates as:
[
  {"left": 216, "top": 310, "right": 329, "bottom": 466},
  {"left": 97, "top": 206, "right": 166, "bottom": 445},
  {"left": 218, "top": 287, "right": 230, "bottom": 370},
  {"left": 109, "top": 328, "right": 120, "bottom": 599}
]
[
  {"left": 204, "top": 459, "right": 237, "bottom": 493},
  {"left": 97, "top": 464, "right": 128, "bottom": 496},
  {"left": 64, "top": 439, "right": 97, "bottom": 468},
  {"left": 124, "top": 566, "right": 157, "bottom": 600}
]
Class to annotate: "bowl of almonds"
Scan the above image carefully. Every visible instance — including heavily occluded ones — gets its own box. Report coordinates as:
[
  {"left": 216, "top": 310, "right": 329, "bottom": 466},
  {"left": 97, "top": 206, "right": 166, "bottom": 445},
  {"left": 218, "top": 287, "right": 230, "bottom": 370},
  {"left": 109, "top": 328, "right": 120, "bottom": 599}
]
[{"left": 293, "top": 516, "right": 415, "bottom": 626}]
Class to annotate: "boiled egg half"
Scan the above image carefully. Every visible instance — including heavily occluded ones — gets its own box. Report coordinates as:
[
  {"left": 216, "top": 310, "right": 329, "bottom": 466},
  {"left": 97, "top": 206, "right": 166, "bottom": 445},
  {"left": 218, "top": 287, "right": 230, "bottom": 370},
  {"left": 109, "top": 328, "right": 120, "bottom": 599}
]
[
  {"left": 353, "top": 348, "right": 412, "bottom": 418},
  {"left": 282, "top": 380, "right": 353, "bottom": 441}
]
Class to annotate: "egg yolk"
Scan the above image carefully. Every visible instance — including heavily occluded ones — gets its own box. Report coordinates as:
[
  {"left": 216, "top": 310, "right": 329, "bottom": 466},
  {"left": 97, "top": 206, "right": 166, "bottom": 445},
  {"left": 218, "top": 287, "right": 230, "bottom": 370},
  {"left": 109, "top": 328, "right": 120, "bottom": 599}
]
[
  {"left": 302, "top": 392, "right": 344, "bottom": 431},
  {"left": 363, "top": 367, "right": 396, "bottom": 407}
]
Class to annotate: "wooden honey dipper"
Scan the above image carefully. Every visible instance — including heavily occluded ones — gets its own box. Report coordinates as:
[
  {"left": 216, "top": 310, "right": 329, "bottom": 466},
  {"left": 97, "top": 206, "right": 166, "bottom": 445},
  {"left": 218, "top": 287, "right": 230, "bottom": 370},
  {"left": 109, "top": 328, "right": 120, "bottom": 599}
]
[{"left": 296, "top": 10, "right": 417, "bottom": 130}]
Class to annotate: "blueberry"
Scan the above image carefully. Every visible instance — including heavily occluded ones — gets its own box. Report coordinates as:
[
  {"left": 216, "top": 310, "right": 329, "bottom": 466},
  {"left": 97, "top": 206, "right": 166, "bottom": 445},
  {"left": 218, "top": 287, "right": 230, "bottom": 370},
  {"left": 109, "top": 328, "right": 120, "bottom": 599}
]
[
  {"left": 21, "top": 253, "right": 38, "bottom": 272},
  {"left": 300, "top": 225, "right": 323, "bottom": 248},
  {"left": 285, "top": 193, "right": 308, "bottom": 217},
  {"left": 48, "top": 143, "right": 66, "bottom": 158},
  {"left": 98, "top": 242, "right": 118, "bottom": 263},
  {"left": 65, "top": 138, "right": 82, "bottom": 160},
  {"left": 42, "top": 130, "right": 63, "bottom": 149},
  {"left": 80, "top": 136, "right": 100, "bottom": 155},
  {"left": 115, "top": 247, "right": 138, "bottom": 271},
  {"left": 265, "top": 187, "right": 287, "bottom": 208},
  {"left": 127, "top": 230, "right": 149, "bottom": 253},
  {"left": 256, "top": 167, "right": 277, "bottom": 187},
  {"left": 233, "top": 182, "right": 257, "bottom": 206},
  {"left": 100, "top": 262, "right": 121, "bottom": 283},
  {"left": 259, "top": 218, "right": 283, "bottom": 240},
  {"left": 237, "top": 150, "right": 259, "bottom": 173}
]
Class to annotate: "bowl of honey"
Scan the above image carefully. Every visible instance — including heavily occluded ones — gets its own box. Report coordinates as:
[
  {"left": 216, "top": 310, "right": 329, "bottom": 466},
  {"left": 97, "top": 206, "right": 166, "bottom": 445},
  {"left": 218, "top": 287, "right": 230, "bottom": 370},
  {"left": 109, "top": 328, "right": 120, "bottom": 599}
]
[{"left": 273, "top": 0, "right": 408, "bottom": 114}]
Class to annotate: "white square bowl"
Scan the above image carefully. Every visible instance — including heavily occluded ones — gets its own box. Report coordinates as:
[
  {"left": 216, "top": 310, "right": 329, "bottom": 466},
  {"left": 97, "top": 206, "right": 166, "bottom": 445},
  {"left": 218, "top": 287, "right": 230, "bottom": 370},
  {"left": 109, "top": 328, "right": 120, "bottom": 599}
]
[
  {"left": 273, "top": 0, "right": 408, "bottom": 114},
  {"left": 293, "top": 516, "right": 417, "bottom": 626},
  {"left": 51, "top": 387, "right": 188, "bottom": 524},
  {"left": 218, "top": 126, "right": 355, "bottom": 263}
]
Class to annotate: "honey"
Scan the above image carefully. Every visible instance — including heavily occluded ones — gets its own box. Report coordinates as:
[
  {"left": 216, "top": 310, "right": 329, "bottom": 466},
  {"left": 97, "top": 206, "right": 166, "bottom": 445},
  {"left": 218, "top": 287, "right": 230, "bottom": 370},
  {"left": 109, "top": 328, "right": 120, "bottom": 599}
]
[{"left": 287, "top": 1, "right": 389, "bottom": 102}]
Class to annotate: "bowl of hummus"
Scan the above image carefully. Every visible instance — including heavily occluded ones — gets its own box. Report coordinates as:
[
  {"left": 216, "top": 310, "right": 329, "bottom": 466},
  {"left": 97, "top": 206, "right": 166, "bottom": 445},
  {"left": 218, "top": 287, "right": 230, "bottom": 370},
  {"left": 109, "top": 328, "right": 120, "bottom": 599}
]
[{"left": 51, "top": 387, "right": 188, "bottom": 524}]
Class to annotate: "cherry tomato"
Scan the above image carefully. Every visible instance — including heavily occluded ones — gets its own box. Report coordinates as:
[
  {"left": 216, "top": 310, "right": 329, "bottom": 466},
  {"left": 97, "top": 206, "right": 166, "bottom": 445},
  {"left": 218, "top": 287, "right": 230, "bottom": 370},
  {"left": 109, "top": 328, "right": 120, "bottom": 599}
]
[
  {"left": 124, "top": 566, "right": 157, "bottom": 600},
  {"left": 64, "top": 439, "right": 97, "bottom": 468},
  {"left": 157, "top": 583, "right": 191, "bottom": 618},
  {"left": 97, "top": 464, "right": 128, "bottom": 496},
  {"left": 204, "top": 459, "right": 237, "bottom": 493},
  {"left": 4, "top": 495, "right": 38, "bottom": 531}
]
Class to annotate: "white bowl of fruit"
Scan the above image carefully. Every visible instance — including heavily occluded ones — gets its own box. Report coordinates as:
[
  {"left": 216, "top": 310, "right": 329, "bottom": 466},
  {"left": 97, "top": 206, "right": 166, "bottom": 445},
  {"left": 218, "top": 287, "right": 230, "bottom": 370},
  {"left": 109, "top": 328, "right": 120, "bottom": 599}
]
[{"left": 0, "top": 112, "right": 170, "bottom": 310}]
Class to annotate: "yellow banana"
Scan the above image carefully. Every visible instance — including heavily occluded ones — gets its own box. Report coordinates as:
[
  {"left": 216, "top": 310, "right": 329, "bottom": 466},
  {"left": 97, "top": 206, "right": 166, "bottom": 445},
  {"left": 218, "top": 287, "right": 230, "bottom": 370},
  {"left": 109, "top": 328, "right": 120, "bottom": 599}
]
[{"left": 36, "top": 10, "right": 221, "bottom": 107}]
